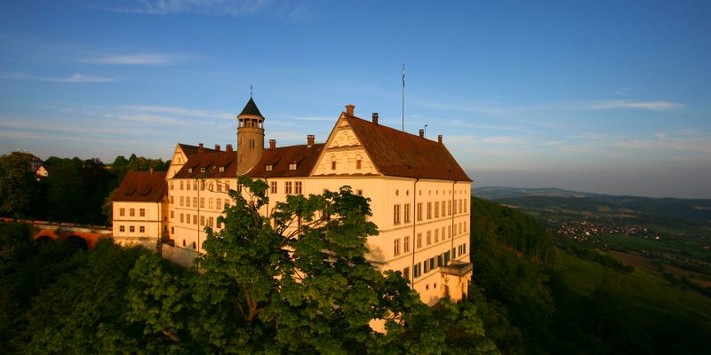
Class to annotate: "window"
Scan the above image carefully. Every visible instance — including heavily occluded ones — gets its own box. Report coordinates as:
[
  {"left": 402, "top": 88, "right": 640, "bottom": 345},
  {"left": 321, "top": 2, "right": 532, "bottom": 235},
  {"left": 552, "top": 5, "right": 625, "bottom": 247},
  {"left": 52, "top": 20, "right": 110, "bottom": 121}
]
[
  {"left": 295, "top": 181, "right": 303, "bottom": 194},
  {"left": 356, "top": 157, "right": 362, "bottom": 169},
  {"left": 459, "top": 199, "right": 463, "bottom": 214},
  {"left": 119, "top": 208, "right": 125, "bottom": 217},
  {"left": 427, "top": 231, "right": 432, "bottom": 245},
  {"left": 139, "top": 226, "right": 145, "bottom": 233},
  {"left": 404, "top": 203, "right": 411, "bottom": 224},
  {"left": 393, "top": 204, "right": 401, "bottom": 225},
  {"left": 427, "top": 202, "right": 432, "bottom": 219},
  {"left": 193, "top": 181, "right": 198, "bottom": 190},
  {"left": 429, "top": 257, "right": 435, "bottom": 272},
  {"left": 289, "top": 163, "right": 297, "bottom": 170},
  {"left": 170, "top": 195, "right": 174, "bottom": 204},
  {"left": 187, "top": 168, "right": 192, "bottom": 174},
  {"left": 216, "top": 198, "right": 221, "bottom": 209},
  {"left": 209, "top": 198, "right": 214, "bottom": 209},
  {"left": 192, "top": 242, "right": 197, "bottom": 250},
  {"left": 404, "top": 236, "right": 410, "bottom": 253},
  {"left": 129, "top": 208, "right": 135, "bottom": 217},
  {"left": 193, "top": 215, "right": 197, "bottom": 225},
  {"left": 187, "top": 197, "right": 191, "bottom": 207},
  {"left": 170, "top": 210, "right": 174, "bottom": 219},
  {"left": 435, "top": 229, "right": 439, "bottom": 243},
  {"left": 186, "top": 180, "right": 191, "bottom": 190},
  {"left": 200, "top": 216, "right": 205, "bottom": 226},
  {"left": 270, "top": 181, "right": 277, "bottom": 194},
  {"left": 200, "top": 180, "right": 205, "bottom": 190},
  {"left": 448, "top": 225, "right": 452, "bottom": 238},
  {"left": 119, "top": 225, "right": 125, "bottom": 233},
  {"left": 180, "top": 181, "right": 184, "bottom": 190},
  {"left": 448, "top": 200, "right": 452, "bottom": 216},
  {"left": 417, "top": 233, "right": 422, "bottom": 248},
  {"left": 139, "top": 208, "right": 145, "bottom": 217},
  {"left": 208, "top": 216, "right": 214, "bottom": 228},
  {"left": 331, "top": 156, "right": 336, "bottom": 170},
  {"left": 417, "top": 203, "right": 423, "bottom": 221},
  {"left": 414, "top": 263, "right": 421, "bottom": 278},
  {"left": 216, "top": 182, "right": 222, "bottom": 192},
  {"left": 434, "top": 201, "right": 439, "bottom": 218},
  {"left": 180, "top": 213, "right": 184, "bottom": 223},
  {"left": 193, "top": 197, "right": 197, "bottom": 207},
  {"left": 424, "top": 260, "right": 430, "bottom": 273},
  {"left": 218, "top": 166, "right": 224, "bottom": 173},
  {"left": 464, "top": 199, "right": 468, "bottom": 213},
  {"left": 285, "top": 181, "right": 293, "bottom": 194},
  {"left": 129, "top": 226, "right": 135, "bottom": 233},
  {"left": 394, "top": 239, "right": 400, "bottom": 256},
  {"left": 403, "top": 267, "right": 410, "bottom": 280}
]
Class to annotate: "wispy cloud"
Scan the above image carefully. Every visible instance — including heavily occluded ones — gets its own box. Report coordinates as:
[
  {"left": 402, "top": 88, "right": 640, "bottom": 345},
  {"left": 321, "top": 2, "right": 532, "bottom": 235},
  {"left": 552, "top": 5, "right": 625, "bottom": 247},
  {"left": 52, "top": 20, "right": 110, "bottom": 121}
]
[
  {"left": 588, "top": 100, "right": 683, "bottom": 111},
  {"left": 0, "top": 72, "right": 114, "bottom": 83},
  {"left": 123, "top": 105, "right": 233, "bottom": 119},
  {"left": 98, "top": 0, "right": 308, "bottom": 18},
  {"left": 80, "top": 53, "right": 187, "bottom": 65}
]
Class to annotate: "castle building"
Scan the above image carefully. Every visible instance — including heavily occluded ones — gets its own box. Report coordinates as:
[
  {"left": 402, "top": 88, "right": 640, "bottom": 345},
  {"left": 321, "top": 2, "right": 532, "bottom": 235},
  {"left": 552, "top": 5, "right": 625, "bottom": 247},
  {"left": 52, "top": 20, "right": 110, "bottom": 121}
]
[{"left": 113, "top": 97, "right": 472, "bottom": 304}]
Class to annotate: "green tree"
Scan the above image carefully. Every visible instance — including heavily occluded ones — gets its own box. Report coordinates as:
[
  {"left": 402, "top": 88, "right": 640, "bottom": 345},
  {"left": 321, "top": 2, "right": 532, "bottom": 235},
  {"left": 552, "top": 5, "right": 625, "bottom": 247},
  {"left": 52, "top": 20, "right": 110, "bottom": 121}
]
[
  {"left": 126, "top": 176, "right": 496, "bottom": 353},
  {"left": 0, "top": 152, "right": 39, "bottom": 219}
]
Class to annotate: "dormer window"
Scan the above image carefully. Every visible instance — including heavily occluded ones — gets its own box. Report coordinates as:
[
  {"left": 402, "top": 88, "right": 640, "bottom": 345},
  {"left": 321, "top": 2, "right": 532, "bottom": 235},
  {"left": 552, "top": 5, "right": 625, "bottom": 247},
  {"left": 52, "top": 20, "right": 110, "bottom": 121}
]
[
  {"left": 187, "top": 168, "right": 192, "bottom": 173},
  {"left": 218, "top": 166, "right": 225, "bottom": 173},
  {"left": 289, "top": 163, "right": 297, "bottom": 171},
  {"left": 200, "top": 167, "right": 206, "bottom": 173},
  {"left": 266, "top": 165, "right": 273, "bottom": 171}
]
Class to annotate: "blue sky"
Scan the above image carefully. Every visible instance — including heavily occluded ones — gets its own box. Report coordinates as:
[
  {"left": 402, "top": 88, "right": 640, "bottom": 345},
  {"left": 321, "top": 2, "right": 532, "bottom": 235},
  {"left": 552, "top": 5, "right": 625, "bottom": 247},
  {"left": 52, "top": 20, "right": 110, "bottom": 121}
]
[{"left": 1, "top": 0, "right": 710, "bottom": 198}]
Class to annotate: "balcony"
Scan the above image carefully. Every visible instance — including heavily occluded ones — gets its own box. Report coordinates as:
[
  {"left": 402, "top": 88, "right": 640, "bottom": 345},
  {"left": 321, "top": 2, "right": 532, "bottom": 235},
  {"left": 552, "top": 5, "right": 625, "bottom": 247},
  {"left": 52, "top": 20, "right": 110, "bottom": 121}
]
[{"left": 440, "top": 260, "right": 473, "bottom": 277}]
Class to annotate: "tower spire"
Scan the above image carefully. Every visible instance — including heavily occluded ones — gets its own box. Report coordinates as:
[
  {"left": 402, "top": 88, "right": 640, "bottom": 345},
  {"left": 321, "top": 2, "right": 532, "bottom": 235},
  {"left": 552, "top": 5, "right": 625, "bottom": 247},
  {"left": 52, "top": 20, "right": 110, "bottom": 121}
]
[{"left": 250, "top": 83, "right": 253, "bottom": 98}]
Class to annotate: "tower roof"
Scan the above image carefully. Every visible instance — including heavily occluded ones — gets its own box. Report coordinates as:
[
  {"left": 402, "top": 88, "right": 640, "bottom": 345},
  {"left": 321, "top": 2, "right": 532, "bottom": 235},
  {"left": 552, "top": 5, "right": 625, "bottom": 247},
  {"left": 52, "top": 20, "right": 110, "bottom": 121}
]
[{"left": 238, "top": 97, "right": 264, "bottom": 119}]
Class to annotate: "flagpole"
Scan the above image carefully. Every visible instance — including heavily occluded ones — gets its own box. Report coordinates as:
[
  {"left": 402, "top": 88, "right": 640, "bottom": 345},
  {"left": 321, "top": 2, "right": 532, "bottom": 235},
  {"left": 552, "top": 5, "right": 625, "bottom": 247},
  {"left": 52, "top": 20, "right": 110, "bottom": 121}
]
[{"left": 401, "top": 64, "right": 405, "bottom": 132}]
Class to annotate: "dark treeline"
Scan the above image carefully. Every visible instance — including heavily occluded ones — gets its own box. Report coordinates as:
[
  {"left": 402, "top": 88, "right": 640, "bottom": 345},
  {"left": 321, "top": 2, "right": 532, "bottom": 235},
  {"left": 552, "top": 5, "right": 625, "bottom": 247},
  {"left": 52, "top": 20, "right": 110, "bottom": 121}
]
[
  {"left": 470, "top": 197, "right": 709, "bottom": 354},
  {"left": 0, "top": 152, "right": 169, "bottom": 225}
]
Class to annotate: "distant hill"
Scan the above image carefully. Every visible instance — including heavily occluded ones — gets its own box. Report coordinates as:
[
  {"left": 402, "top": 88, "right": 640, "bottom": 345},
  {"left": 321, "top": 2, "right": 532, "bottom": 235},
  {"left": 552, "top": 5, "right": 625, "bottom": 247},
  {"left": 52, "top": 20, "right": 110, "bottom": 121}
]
[{"left": 473, "top": 186, "right": 711, "bottom": 233}]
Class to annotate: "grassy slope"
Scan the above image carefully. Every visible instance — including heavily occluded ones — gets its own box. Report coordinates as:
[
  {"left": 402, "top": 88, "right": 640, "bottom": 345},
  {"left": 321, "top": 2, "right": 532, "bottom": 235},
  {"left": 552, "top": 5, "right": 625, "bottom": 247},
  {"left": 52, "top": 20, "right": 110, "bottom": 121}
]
[{"left": 554, "top": 248, "right": 711, "bottom": 333}]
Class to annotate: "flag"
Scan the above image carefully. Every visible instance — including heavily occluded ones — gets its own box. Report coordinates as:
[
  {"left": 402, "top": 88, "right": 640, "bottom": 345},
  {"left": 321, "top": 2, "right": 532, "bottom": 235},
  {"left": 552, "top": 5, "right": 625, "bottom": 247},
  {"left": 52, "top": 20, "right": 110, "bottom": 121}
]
[{"left": 402, "top": 65, "right": 405, "bottom": 88}]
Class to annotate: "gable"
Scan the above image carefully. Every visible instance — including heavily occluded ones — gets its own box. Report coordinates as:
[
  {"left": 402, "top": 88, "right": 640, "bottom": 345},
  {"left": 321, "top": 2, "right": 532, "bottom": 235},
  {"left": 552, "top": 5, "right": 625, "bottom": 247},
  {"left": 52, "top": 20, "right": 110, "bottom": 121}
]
[{"left": 311, "top": 115, "right": 380, "bottom": 176}]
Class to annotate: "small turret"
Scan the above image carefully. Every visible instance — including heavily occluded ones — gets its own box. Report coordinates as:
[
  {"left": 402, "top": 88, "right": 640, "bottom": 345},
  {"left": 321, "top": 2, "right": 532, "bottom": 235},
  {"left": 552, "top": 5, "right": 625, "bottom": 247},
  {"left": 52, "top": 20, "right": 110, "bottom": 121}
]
[{"left": 236, "top": 97, "right": 265, "bottom": 175}]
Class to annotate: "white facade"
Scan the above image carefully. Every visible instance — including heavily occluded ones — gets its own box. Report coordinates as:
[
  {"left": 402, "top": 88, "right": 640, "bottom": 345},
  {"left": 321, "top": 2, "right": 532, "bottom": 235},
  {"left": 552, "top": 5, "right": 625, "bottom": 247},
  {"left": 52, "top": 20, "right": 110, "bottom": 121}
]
[{"left": 115, "top": 99, "right": 473, "bottom": 304}]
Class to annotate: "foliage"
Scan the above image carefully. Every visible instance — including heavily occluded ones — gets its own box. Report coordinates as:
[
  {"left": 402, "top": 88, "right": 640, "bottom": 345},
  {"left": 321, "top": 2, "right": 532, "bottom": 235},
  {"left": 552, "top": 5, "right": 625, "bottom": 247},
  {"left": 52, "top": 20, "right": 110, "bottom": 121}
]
[
  {"left": 470, "top": 196, "right": 711, "bottom": 354},
  {"left": 0, "top": 177, "right": 491, "bottom": 354},
  {"left": 0, "top": 152, "right": 169, "bottom": 225},
  {"left": 0, "top": 152, "right": 40, "bottom": 218}
]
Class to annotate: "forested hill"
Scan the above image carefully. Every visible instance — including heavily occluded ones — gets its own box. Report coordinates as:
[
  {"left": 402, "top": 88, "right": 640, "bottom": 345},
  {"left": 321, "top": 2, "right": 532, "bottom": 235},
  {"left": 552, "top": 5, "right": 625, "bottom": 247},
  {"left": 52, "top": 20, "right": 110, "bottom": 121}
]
[{"left": 469, "top": 196, "right": 711, "bottom": 354}]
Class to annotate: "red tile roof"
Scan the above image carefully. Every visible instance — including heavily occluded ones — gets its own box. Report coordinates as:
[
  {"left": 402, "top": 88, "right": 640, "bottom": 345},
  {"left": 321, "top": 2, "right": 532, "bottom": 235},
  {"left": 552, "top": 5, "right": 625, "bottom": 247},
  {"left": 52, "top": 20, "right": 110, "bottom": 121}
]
[
  {"left": 247, "top": 144, "right": 325, "bottom": 178},
  {"left": 173, "top": 151, "right": 239, "bottom": 179},
  {"left": 344, "top": 114, "right": 471, "bottom": 181},
  {"left": 178, "top": 143, "right": 215, "bottom": 157},
  {"left": 113, "top": 171, "right": 167, "bottom": 202}
]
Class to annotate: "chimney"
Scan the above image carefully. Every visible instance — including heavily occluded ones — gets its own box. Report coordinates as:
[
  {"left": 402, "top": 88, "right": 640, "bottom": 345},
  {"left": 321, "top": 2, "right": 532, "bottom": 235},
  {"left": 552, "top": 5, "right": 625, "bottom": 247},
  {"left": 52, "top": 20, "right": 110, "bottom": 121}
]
[
  {"left": 198, "top": 143, "right": 204, "bottom": 153},
  {"left": 215, "top": 144, "right": 221, "bottom": 151},
  {"left": 419, "top": 129, "right": 424, "bottom": 138},
  {"left": 438, "top": 134, "right": 443, "bottom": 144},
  {"left": 269, "top": 139, "right": 276, "bottom": 149},
  {"left": 372, "top": 112, "right": 379, "bottom": 125},
  {"left": 307, "top": 135, "right": 315, "bottom": 147},
  {"left": 226, "top": 144, "right": 233, "bottom": 152},
  {"left": 345, "top": 104, "right": 355, "bottom": 115}
]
